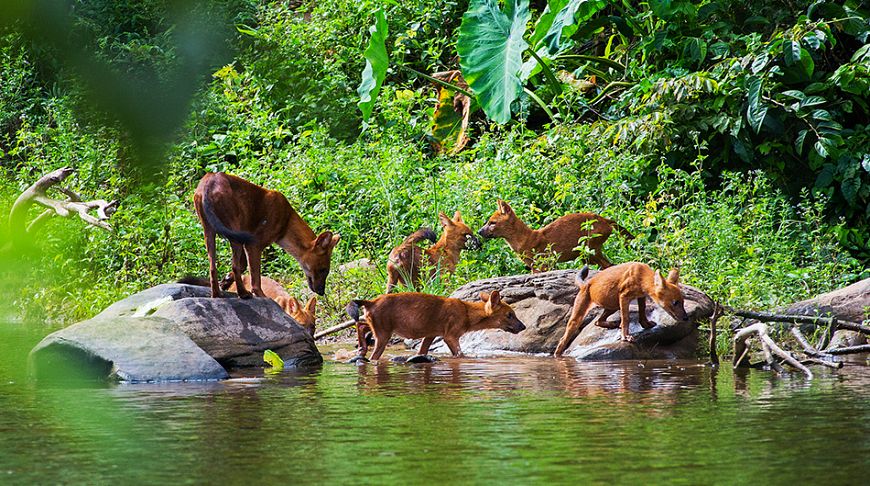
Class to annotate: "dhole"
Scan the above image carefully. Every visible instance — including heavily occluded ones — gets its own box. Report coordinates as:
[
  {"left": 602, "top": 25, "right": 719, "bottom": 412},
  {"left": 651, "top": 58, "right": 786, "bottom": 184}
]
[
  {"left": 193, "top": 172, "right": 340, "bottom": 298},
  {"left": 553, "top": 263, "right": 689, "bottom": 356},
  {"left": 385, "top": 211, "right": 481, "bottom": 293},
  {"left": 477, "top": 200, "right": 632, "bottom": 271},
  {"left": 178, "top": 275, "right": 318, "bottom": 335},
  {"left": 345, "top": 291, "right": 526, "bottom": 361}
]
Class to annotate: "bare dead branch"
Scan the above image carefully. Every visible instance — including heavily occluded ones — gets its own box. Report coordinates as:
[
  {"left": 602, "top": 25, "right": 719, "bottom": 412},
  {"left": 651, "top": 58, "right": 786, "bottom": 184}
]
[
  {"left": 732, "top": 323, "right": 813, "bottom": 378},
  {"left": 825, "top": 344, "right": 870, "bottom": 355},
  {"left": 801, "top": 358, "right": 843, "bottom": 369},
  {"left": 313, "top": 320, "right": 356, "bottom": 340}
]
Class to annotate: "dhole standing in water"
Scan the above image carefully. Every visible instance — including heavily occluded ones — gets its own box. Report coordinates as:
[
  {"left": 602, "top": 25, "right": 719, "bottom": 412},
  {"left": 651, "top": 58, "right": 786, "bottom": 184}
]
[
  {"left": 193, "top": 172, "right": 340, "bottom": 298},
  {"left": 477, "top": 200, "right": 632, "bottom": 271},
  {"left": 179, "top": 274, "right": 318, "bottom": 335},
  {"left": 346, "top": 291, "right": 526, "bottom": 361},
  {"left": 554, "top": 263, "right": 689, "bottom": 356},
  {"left": 385, "top": 211, "right": 481, "bottom": 293}
]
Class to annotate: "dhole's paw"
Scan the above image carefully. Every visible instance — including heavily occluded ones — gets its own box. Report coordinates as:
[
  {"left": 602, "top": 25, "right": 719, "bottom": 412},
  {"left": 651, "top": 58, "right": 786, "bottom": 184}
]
[
  {"left": 620, "top": 334, "right": 636, "bottom": 343},
  {"left": 238, "top": 292, "right": 254, "bottom": 300},
  {"left": 640, "top": 320, "right": 657, "bottom": 329},
  {"left": 594, "top": 320, "right": 620, "bottom": 329}
]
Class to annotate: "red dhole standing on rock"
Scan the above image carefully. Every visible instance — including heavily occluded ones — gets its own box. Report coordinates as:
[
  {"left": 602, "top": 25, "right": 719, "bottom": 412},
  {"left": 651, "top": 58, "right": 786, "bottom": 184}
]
[
  {"left": 346, "top": 291, "right": 527, "bottom": 362},
  {"left": 193, "top": 172, "right": 340, "bottom": 298},
  {"left": 554, "top": 263, "right": 689, "bottom": 357}
]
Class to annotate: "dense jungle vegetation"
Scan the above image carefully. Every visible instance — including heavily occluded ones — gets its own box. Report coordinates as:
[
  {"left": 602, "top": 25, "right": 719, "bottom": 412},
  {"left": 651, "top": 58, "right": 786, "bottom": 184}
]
[{"left": 0, "top": 0, "right": 867, "bottom": 342}]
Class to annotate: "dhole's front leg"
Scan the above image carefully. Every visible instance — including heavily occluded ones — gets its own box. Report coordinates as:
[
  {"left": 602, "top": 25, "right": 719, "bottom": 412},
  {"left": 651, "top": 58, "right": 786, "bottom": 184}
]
[
  {"left": 442, "top": 336, "right": 463, "bottom": 358},
  {"left": 618, "top": 295, "right": 635, "bottom": 342},
  {"left": 417, "top": 336, "right": 435, "bottom": 355},
  {"left": 204, "top": 230, "right": 222, "bottom": 298},
  {"left": 245, "top": 246, "right": 267, "bottom": 298},
  {"left": 230, "top": 243, "right": 252, "bottom": 299},
  {"left": 637, "top": 298, "right": 655, "bottom": 329}
]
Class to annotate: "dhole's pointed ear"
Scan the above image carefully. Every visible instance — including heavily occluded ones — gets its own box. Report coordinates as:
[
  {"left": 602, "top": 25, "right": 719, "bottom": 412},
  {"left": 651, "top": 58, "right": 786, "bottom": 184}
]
[
  {"left": 654, "top": 270, "right": 664, "bottom": 289},
  {"left": 314, "top": 231, "right": 338, "bottom": 251},
  {"left": 289, "top": 296, "right": 301, "bottom": 312},
  {"left": 483, "top": 290, "right": 501, "bottom": 315},
  {"left": 667, "top": 268, "right": 680, "bottom": 284},
  {"left": 305, "top": 296, "right": 317, "bottom": 314},
  {"left": 479, "top": 291, "right": 491, "bottom": 302},
  {"left": 497, "top": 199, "right": 513, "bottom": 215},
  {"left": 453, "top": 210, "right": 464, "bottom": 224},
  {"left": 438, "top": 212, "right": 453, "bottom": 228}
]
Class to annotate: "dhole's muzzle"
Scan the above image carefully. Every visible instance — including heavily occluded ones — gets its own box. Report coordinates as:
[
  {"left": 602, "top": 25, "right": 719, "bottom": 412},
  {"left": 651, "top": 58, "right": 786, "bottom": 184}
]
[{"left": 503, "top": 315, "right": 527, "bottom": 334}]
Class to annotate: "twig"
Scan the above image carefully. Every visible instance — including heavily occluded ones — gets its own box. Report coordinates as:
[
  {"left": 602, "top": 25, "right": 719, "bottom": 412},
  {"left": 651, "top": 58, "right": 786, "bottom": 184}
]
[
  {"left": 825, "top": 344, "right": 870, "bottom": 355},
  {"left": 732, "top": 323, "right": 813, "bottom": 378},
  {"left": 709, "top": 303, "right": 721, "bottom": 365},
  {"left": 313, "top": 320, "right": 356, "bottom": 340},
  {"left": 789, "top": 326, "right": 827, "bottom": 358},
  {"left": 801, "top": 358, "right": 843, "bottom": 369}
]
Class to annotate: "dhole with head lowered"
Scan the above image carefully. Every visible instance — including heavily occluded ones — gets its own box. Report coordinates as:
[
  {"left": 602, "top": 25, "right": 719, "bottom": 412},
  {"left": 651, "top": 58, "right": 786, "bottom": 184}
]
[
  {"left": 385, "top": 211, "right": 481, "bottom": 293},
  {"left": 554, "top": 263, "right": 689, "bottom": 356},
  {"left": 477, "top": 200, "right": 632, "bottom": 271},
  {"left": 193, "top": 172, "right": 340, "bottom": 298},
  {"left": 178, "top": 274, "right": 318, "bottom": 335},
  {"left": 345, "top": 291, "right": 526, "bottom": 361}
]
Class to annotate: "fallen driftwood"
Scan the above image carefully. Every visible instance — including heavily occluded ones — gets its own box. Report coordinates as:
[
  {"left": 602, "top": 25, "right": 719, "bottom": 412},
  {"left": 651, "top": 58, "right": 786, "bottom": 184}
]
[
  {"left": 825, "top": 344, "right": 870, "bottom": 355},
  {"left": 733, "top": 323, "right": 813, "bottom": 378},
  {"left": 9, "top": 167, "right": 117, "bottom": 237},
  {"left": 313, "top": 319, "right": 356, "bottom": 340}
]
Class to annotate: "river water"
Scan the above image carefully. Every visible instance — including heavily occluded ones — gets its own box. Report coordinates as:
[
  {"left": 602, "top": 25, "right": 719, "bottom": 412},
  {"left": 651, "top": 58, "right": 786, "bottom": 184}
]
[{"left": 1, "top": 325, "right": 868, "bottom": 484}]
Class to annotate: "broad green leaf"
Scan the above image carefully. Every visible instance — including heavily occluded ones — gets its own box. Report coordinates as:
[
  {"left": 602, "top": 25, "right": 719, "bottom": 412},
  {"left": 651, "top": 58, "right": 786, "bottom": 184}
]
[
  {"left": 781, "top": 90, "right": 805, "bottom": 100},
  {"left": 841, "top": 168, "right": 860, "bottom": 204},
  {"left": 751, "top": 54, "right": 769, "bottom": 74},
  {"left": 863, "top": 154, "right": 870, "bottom": 173},
  {"left": 682, "top": 37, "right": 707, "bottom": 65},
  {"left": 795, "top": 129, "right": 808, "bottom": 154},
  {"left": 814, "top": 138, "right": 829, "bottom": 158},
  {"left": 746, "top": 76, "right": 767, "bottom": 134},
  {"left": 521, "top": 0, "right": 607, "bottom": 81},
  {"left": 263, "top": 349, "right": 284, "bottom": 371},
  {"left": 811, "top": 109, "right": 831, "bottom": 121},
  {"left": 357, "top": 10, "right": 389, "bottom": 121},
  {"left": 800, "top": 96, "right": 826, "bottom": 108},
  {"left": 784, "top": 40, "right": 801, "bottom": 66},
  {"left": 458, "top": 0, "right": 530, "bottom": 124}
]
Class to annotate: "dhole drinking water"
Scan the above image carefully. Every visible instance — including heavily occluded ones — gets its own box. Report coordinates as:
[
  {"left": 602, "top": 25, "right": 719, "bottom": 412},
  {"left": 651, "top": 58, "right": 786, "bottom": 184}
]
[
  {"left": 385, "top": 211, "right": 481, "bottom": 293},
  {"left": 193, "top": 172, "right": 340, "bottom": 298},
  {"left": 553, "top": 263, "right": 689, "bottom": 356},
  {"left": 345, "top": 291, "right": 526, "bottom": 361},
  {"left": 477, "top": 200, "right": 632, "bottom": 271}
]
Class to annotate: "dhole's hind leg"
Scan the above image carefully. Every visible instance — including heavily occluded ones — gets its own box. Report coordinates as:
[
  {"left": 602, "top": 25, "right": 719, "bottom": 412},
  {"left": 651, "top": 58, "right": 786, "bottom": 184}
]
[
  {"left": 442, "top": 336, "right": 463, "bottom": 358},
  {"left": 204, "top": 229, "right": 222, "bottom": 298},
  {"left": 369, "top": 329, "right": 390, "bottom": 361},
  {"left": 637, "top": 298, "right": 655, "bottom": 329},
  {"left": 385, "top": 265, "right": 399, "bottom": 293},
  {"left": 245, "top": 246, "right": 267, "bottom": 298},
  {"left": 221, "top": 250, "right": 245, "bottom": 291},
  {"left": 356, "top": 322, "right": 370, "bottom": 358},
  {"left": 417, "top": 336, "right": 435, "bottom": 356},
  {"left": 230, "top": 243, "right": 252, "bottom": 299},
  {"left": 591, "top": 249, "right": 612, "bottom": 269},
  {"left": 594, "top": 308, "right": 619, "bottom": 329},
  {"left": 555, "top": 290, "right": 593, "bottom": 356}
]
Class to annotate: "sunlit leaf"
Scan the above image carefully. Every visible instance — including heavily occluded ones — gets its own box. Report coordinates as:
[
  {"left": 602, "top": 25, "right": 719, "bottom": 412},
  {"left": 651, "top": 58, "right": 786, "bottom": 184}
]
[
  {"left": 746, "top": 76, "right": 767, "bottom": 134},
  {"left": 430, "top": 71, "right": 475, "bottom": 155},
  {"left": 458, "top": 0, "right": 530, "bottom": 124},
  {"left": 357, "top": 9, "right": 389, "bottom": 121},
  {"left": 263, "top": 349, "right": 284, "bottom": 371}
]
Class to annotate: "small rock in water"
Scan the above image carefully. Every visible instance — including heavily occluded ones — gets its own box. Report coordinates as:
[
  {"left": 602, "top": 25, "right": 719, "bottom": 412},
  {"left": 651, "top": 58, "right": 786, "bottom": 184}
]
[
  {"left": 346, "top": 355, "right": 369, "bottom": 365},
  {"left": 332, "top": 348, "right": 357, "bottom": 361},
  {"left": 406, "top": 354, "right": 438, "bottom": 364}
]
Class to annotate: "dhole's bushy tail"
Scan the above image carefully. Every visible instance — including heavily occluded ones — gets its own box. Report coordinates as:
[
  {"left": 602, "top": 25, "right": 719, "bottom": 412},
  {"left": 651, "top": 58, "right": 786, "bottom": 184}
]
[
  {"left": 201, "top": 180, "right": 255, "bottom": 244},
  {"left": 345, "top": 300, "right": 372, "bottom": 322},
  {"left": 575, "top": 265, "right": 591, "bottom": 287},
  {"left": 607, "top": 218, "right": 634, "bottom": 240},
  {"left": 402, "top": 227, "right": 437, "bottom": 246}
]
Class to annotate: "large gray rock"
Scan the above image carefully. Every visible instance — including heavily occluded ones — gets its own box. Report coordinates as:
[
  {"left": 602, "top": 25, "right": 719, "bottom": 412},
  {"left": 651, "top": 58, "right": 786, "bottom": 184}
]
[
  {"left": 29, "top": 284, "right": 321, "bottom": 382},
  {"left": 782, "top": 278, "right": 869, "bottom": 350},
  {"left": 29, "top": 317, "right": 228, "bottom": 382},
  {"left": 433, "top": 270, "right": 714, "bottom": 360}
]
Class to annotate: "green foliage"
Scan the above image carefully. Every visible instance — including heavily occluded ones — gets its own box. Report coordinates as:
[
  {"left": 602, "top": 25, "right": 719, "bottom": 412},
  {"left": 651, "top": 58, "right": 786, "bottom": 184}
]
[
  {"left": 457, "top": 0, "right": 530, "bottom": 123},
  {"left": 357, "top": 9, "right": 389, "bottom": 121}
]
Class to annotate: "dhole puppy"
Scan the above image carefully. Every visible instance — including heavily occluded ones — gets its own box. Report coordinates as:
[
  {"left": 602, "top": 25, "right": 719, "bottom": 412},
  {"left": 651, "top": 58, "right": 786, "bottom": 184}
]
[
  {"left": 345, "top": 291, "right": 526, "bottom": 361},
  {"left": 385, "top": 211, "right": 481, "bottom": 293},
  {"left": 193, "top": 172, "right": 340, "bottom": 298},
  {"left": 554, "top": 263, "right": 689, "bottom": 356},
  {"left": 477, "top": 200, "right": 632, "bottom": 271},
  {"left": 178, "top": 275, "right": 318, "bottom": 335}
]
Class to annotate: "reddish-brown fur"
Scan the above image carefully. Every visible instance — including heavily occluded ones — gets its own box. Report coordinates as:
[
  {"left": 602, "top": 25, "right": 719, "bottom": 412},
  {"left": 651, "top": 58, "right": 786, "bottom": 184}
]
[
  {"left": 554, "top": 263, "right": 689, "bottom": 356},
  {"left": 346, "top": 291, "right": 526, "bottom": 361},
  {"left": 477, "top": 200, "right": 632, "bottom": 272},
  {"left": 193, "top": 172, "right": 340, "bottom": 298},
  {"left": 385, "top": 211, "right": 480, "bottom": 293}
]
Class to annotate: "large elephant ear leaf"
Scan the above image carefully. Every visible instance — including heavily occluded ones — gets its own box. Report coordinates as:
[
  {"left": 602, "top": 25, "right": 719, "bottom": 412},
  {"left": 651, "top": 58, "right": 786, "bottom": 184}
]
[
  {"left": 357, "top": 9, "right": 389, "bottom": 121},
  {"left": 521, "top": 0, "right": 608, "bottom": 80},
  {"left": 458, "top": 0, "right": 530, "bottom": 124}
]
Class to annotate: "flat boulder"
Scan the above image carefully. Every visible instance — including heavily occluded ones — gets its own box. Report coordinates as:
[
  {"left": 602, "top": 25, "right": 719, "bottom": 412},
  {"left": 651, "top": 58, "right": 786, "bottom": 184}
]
[
  {"left": 433, "top": 270, "right": 714, "bottom": 360},
  {"left": 782, "top": 277, "right": 869, "bottom": 350},
  {"left": 29, "top": 284, "right": 322, "bottom": 382}
]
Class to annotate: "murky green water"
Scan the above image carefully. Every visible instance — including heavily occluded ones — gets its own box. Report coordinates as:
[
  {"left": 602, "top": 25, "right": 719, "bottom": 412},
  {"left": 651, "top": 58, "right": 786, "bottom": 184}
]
[{"left": 2, "top": 325, "right": 868, "bottom": 484}]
